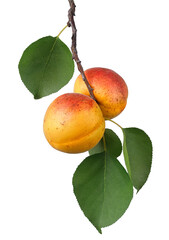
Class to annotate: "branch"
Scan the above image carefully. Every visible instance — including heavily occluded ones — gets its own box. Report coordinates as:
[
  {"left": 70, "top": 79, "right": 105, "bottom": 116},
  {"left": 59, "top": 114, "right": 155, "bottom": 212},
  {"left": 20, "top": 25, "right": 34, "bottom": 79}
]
[{"left": 67, "top": 0, "right": 96, "bottom": 101}]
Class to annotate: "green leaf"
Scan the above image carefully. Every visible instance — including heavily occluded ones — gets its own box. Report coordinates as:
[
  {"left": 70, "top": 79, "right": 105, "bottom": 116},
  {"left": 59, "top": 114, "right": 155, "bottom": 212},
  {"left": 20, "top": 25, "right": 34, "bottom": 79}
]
[
  {"left": 18, "top": 36, "right": 74, "bottom": 99},
  {"left": 123, "top": 128, "right": 153, "bottom": 191},
  {"left": 73, "top": 152, "right": 133, "bottom": 233},
  {"left": 89, "top": 128, "right": 122, "bottom": 158}
]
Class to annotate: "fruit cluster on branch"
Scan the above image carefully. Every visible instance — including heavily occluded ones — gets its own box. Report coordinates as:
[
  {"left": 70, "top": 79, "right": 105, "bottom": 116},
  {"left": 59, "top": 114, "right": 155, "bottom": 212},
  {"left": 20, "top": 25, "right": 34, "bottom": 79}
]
[{"left": 18, "top": 0, "right": 153, "bottom": 234}]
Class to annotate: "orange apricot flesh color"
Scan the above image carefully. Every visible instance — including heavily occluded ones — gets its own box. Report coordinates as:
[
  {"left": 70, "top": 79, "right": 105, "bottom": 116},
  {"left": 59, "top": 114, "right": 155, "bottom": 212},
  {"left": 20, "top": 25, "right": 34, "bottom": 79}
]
[
  {"left": 74, "top": 67, "right": 128, "bottom": 119},
  {"left": 43, "top": 93, "right": 105, "bottom": 153}
]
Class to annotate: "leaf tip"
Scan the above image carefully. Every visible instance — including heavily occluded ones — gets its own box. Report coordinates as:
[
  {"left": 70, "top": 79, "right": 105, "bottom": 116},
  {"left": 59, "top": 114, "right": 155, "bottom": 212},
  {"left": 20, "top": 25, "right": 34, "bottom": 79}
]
[
  {"left": 97, "top": 227, "right": 102, "bottom": 234},
  {"left": 34, "top": 94, "right": 41, "bottom": 100}
]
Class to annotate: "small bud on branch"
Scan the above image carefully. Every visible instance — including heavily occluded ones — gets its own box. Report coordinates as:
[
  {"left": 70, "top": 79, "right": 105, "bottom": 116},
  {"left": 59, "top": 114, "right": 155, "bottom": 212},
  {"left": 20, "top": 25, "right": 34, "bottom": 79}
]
[{"left": 67, "top": 0, "right": 96, "bottom": 101}]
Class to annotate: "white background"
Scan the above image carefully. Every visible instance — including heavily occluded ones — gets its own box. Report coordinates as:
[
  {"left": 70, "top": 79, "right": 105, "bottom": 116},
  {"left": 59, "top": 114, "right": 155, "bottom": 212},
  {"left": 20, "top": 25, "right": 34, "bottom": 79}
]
[{"left": 0, "top": 0, "right": 169, "bottom": 239}]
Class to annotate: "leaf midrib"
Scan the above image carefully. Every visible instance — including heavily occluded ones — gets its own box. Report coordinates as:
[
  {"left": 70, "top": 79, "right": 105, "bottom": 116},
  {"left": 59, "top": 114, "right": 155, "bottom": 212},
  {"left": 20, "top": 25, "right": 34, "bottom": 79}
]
[
  {"left": 123, "top": 133, "right": 131, "bottom": 177},
  {"left": 35, "top": 36, "right": 59, "bottom": 98},
  {"left": 98, "top": 150, "right": 107, "bottom": 232},
  {"left": 42, "top": 36, "right": 59, "bottom": 78}
]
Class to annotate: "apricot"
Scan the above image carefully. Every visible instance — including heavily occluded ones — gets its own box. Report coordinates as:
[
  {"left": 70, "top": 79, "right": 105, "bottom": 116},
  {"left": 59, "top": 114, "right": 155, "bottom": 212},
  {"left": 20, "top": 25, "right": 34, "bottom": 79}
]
[
  {"left": 74, "top": 67, "right": 128, "bottom": 119},
  {"left": 43, "top": 93, "right": 105, "bottom": 153}
]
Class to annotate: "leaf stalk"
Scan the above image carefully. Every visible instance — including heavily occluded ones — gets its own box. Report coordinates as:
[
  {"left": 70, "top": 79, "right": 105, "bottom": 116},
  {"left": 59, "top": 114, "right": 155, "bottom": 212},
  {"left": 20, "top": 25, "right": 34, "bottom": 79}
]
[
  {"left": 109, "top": 119, "right": 123, "bottom": 130},
  {"left": 56, "top": 25, "right": 68, "bottom": 38}
]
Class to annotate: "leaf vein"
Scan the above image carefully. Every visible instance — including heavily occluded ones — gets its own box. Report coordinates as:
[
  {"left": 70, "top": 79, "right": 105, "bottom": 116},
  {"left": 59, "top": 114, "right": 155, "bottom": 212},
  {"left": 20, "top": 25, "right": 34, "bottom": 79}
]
[{"left": 42, "top": 37, "right": 59, "bottom": 79}]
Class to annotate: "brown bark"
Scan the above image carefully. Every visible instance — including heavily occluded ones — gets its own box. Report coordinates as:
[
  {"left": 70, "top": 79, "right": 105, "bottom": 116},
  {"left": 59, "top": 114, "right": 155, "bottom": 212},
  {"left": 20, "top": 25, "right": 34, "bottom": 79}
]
[{"left": 67, "top": 0, "right": 96, "bottom": 101}]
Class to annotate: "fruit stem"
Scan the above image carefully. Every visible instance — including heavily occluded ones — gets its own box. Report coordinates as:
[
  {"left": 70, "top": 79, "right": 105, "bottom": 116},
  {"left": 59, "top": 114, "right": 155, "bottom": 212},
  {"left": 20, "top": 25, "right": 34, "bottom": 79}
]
[
  {"left": 67, "top": 0, "right": 96, "bottom": 101},
  {"left": 109, "top": 119, "right": 123, "bottom": 130},
  {"left": 56, "top": 25, "right": 68, "bottom": 38}
]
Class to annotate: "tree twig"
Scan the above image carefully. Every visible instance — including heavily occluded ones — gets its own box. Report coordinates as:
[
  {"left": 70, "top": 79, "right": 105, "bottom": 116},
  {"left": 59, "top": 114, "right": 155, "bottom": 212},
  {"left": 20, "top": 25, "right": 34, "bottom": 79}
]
[{"left": 67, "top": 0, "right": 96, "bottom": 101}]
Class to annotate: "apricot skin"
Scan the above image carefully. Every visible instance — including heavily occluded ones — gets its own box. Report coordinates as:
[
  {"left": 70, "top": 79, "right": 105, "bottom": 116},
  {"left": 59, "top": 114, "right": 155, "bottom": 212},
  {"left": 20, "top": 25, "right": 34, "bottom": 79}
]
[
  {"left": 43, "top": 93, "right": 105, "bottom": 153},
  {"left": 74, "top": 67, "right": 128, "bottom": 119}
]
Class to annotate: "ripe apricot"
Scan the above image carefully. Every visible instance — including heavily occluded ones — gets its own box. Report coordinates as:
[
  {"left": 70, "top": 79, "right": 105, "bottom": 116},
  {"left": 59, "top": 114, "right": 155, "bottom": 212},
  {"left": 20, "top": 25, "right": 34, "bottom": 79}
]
[
  {"left": 43, "top": 93, "right": 105, "bottom": 153},
  {"left": 74, "top": 67, "right": 128, "bottom": 119}
]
